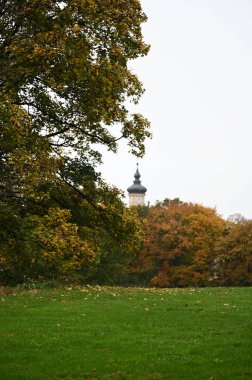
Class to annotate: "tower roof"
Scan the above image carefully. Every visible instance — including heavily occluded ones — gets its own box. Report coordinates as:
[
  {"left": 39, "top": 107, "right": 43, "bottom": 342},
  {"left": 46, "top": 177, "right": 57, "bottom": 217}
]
[{"left": 127, "top": 165, "right": 147, "bottom": 194}]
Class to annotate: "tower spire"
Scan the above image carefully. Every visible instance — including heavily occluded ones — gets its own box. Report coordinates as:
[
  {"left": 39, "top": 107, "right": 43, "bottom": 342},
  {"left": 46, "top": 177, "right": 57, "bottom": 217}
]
[{"left": 127, "top": 164, "right": 147, "bottom": 206}]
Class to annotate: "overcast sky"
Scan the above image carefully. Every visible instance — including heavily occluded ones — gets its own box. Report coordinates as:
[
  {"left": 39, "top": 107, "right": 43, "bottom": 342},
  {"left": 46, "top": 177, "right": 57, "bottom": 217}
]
[{"left": 100, "top": 0, "right": 252, "bottom": 220}]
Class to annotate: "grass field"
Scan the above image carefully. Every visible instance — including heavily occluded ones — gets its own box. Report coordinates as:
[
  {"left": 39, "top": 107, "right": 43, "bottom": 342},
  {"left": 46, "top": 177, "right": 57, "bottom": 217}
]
[{"left": 0, "top": 285, "right": 251, "bottom": 380}]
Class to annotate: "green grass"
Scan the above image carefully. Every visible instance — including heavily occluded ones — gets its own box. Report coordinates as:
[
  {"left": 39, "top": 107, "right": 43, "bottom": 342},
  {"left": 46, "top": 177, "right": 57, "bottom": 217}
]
[{"left": 0, "top": 286, "right": 251, "bottom": 380}]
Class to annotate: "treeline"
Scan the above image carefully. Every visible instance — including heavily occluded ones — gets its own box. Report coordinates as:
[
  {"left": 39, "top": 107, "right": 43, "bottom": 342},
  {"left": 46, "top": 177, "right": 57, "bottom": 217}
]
[
  {"left": 1, "top": 197, "right": 251, "bottom": 287},
  {"left": 129, "top": 200, "right": 252, "bottom": 287}
]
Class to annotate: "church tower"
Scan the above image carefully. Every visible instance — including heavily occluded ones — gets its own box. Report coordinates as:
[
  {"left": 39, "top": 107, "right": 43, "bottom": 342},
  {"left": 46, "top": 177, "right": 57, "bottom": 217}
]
[{"left": 127, "top": 164, "right": 147, "bottom": 206}]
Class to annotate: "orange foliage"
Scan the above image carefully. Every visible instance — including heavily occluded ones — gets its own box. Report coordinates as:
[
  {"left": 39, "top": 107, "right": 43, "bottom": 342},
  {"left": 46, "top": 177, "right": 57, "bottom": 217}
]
[
  {"left": 215, "top": 219, "right": 252, "bottom": 285},
  {"left": 134, "top": 201, "right": 226, "bottom": 287}
]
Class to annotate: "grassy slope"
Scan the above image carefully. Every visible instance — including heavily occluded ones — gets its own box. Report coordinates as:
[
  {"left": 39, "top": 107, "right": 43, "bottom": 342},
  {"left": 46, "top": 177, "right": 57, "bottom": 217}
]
[{"left": 0, "top": 286, "right": 251, "bottom": 380}]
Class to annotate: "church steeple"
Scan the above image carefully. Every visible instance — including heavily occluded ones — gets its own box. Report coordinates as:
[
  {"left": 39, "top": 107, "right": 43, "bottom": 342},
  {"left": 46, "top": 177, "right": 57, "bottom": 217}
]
[{"left": 127, "top": 164, "right": 147, "bottom": 206}]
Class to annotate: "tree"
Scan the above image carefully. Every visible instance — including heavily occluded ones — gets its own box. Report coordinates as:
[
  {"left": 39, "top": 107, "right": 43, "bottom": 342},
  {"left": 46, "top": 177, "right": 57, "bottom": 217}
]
[
  {"left": 132, "top": 200, "right": 226, "bottom": 287},
  {"left": 215, "top": 219, "right": 252, "bottom": 286},
  {"left": 0, "top": 0, "right": 150, "bottom": 283}
]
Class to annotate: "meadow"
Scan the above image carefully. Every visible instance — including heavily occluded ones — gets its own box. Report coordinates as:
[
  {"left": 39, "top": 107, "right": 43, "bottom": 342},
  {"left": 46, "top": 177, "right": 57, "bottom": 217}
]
[{"left": 0, "top": 286, "right": 251, "bottom": 380}]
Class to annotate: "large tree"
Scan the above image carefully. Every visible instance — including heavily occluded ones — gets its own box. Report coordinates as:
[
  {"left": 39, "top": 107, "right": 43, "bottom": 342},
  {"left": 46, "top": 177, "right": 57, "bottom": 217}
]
[
  {"left": 132, "top": 200, "right": 226, "bottom": 287},
  {"left": 0, "top": 0, "right": 150, "bottom": 282}
]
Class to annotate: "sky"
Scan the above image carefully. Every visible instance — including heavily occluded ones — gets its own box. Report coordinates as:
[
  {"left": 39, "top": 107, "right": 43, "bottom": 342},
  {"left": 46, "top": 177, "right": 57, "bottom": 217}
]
[{"left": 99, "top": 0, "right": 252, "bottom": 220}]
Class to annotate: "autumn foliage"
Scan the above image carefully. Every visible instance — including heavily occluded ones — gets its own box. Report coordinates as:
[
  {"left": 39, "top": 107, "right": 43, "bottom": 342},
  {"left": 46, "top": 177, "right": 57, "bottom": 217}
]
[
  {"left": 0, "top": 2, "right": 251, "bottom": 286},
  {"left": 215, "top": 218, "right": 252, "bottom": 286},
  {"left": 131, "top": 200, "right": 252, "bottom": 287},
  {"left": 0, "top": 0, "right": 148, "bottom": 283}
]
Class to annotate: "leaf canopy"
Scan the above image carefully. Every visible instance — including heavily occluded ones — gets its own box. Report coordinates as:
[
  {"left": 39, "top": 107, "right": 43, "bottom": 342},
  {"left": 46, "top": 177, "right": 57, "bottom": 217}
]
[{"left": 0, "top": 0, "right": 149, "bottom": 283}]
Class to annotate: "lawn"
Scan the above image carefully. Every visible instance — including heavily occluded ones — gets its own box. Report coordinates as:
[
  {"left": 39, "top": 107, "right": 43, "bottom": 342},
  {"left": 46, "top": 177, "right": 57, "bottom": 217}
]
[{"left": 0, "top": 285, "right": 251, "bottom": 380}]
